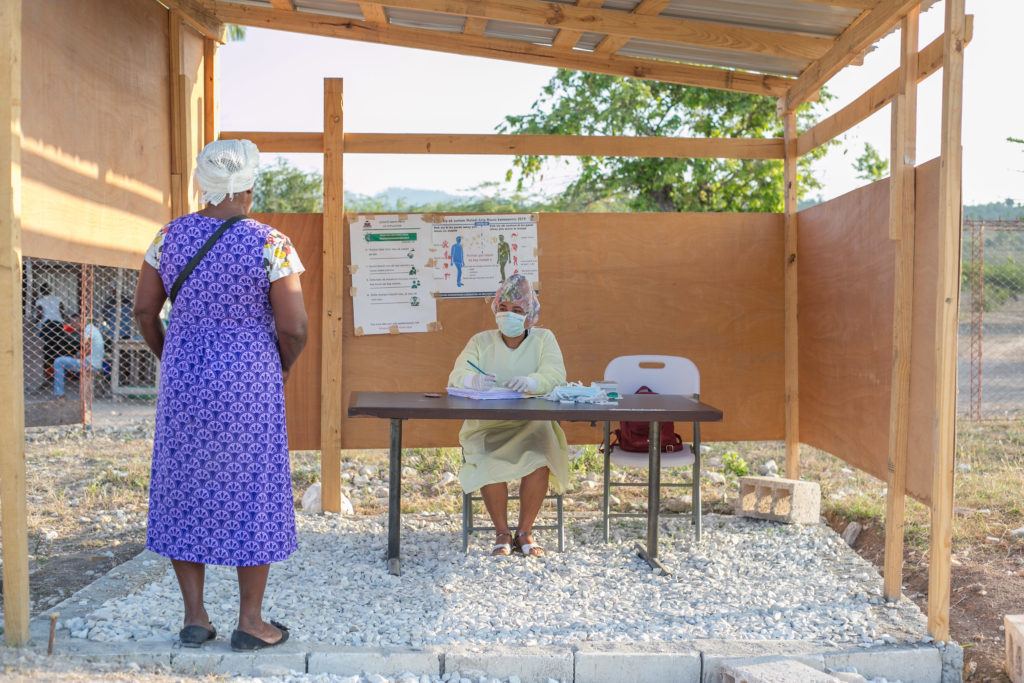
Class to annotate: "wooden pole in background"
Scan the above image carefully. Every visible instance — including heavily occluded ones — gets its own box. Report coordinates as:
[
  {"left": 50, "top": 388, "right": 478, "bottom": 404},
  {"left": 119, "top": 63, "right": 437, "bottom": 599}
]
[
  {"left": 883, "top": 6, "right": 919, "bottom": 602},
  {"left": 321, "top": 78, "right": 344, "bottom": 513},
  {"left": 782, "top": 108, "right": 800, "bottom": 479},
  {"left": 0, "top": 0, "right": 30, "bottom": 646},
  {"left": 203, "top": 37, "right": 218, "bottom": 146},
  {"left": 927, "top": 0, "right": 965, "bottom": 641},
  {"left": 168, "top": 10, "right": 184, "bottom": 217}
]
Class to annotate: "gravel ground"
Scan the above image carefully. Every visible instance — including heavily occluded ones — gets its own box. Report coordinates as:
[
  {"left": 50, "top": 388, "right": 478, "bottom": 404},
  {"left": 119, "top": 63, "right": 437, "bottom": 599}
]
[{"left": 62, "top": 513, "right": 928, "bottom": 650}]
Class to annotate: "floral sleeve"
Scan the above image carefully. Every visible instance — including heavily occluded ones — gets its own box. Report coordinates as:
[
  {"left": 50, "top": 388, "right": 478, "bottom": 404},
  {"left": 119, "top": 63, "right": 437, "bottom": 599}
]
[
  {"left": 263, "top": 230, "right": 305, "bottom": 282},
  {"left": 144, "top": 224, "right": 171, "bottom": 270}
]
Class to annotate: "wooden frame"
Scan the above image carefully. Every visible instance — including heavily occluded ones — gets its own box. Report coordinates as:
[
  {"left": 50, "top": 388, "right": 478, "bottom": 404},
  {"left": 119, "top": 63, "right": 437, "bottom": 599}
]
[
  {"left": 0, "top": 0, "right": 970, "bottom": 650},
  {"left": 783, "top": 109, "right": 800, "bottom": 479},
  {"left": 927, "top": 0, "right": 967, "bottom": 642},
  {"left": 0, "top": 0, "right": 29, "bottom": 648},
  {"left": 882, "top": 7, "right": 919, "bottom": 603},
  {"left": 220, "top": 131, "right": 785, "bottom": 159},
  {"left": 321, "top": 78, "right": 345, "bottom": 514}
]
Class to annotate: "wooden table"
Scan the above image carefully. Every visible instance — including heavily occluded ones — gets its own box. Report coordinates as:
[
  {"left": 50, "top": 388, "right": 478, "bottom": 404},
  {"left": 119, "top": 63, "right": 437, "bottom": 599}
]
[{"left": 348, "top": 391, "right": 724, "bottom": 575}]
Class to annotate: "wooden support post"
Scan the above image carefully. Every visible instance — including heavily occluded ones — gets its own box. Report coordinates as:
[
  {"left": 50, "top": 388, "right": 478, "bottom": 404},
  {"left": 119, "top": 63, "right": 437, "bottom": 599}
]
[
  {"left": 169, "top": 10, "right": 184, "bottom": 216},
  {"left": 927, "top": 0, "right": 966, "bottom": 641},
  {"left": 782, "top": 109, "right": 800, "bottom": 479},
  {"left": 0, "top": 0, "right": 30, "bottom": 647},
  {"left": 883, "top": 7, "right": 919, "bottom": 603},
  {"left": 321, "top": 78, "right": 345, "bottom": 513},
  {"left": 203, "top": 38, "right": 217, "bottom": 146}
]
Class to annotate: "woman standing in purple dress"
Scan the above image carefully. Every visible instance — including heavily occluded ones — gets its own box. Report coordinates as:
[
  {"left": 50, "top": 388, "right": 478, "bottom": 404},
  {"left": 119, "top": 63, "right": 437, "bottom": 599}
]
[{"left": 134, "top": 140, "right": 308, "bottom": 651}]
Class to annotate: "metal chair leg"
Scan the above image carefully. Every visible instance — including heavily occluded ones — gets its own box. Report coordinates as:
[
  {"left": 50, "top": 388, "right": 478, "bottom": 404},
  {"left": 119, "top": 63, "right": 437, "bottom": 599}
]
[
  {"left": 692, "top": 420, "right": 702, "bottom": 543},
  {"left": 602, "top": 420, "right": 611, "bottom": 543},
  {"left": 557, "top": 494, "right": 565, "bottom": 552},
  {"left": 462, "top": 492, "right": 471, "bottom": 553}
]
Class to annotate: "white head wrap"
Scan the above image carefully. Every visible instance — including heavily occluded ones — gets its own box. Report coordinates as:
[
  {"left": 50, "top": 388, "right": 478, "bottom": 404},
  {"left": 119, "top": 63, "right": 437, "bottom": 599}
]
[{"left": 195, "top": 139, "right": 260, "bottom": 206}]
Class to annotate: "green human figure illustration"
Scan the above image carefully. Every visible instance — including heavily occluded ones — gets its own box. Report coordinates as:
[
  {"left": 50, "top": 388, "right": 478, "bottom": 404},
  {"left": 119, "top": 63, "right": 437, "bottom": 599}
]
[{"left": 497, "top": 234, "right": 511, "bottom": 281}]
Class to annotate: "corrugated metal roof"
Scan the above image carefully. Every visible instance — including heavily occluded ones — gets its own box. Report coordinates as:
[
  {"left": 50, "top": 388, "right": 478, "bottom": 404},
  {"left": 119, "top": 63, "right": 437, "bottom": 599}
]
[
  {"left": 386, "top": 8, "right": 466, "bottom": 32},
  {"left": 228, "top": 0, "right": 939, "bottom": 82},
  {"left": 295, "top": 0, "right": 365, "bottom": 20},
  {"left": 617, "top": 39, "right": 807, "bottom": 76}
]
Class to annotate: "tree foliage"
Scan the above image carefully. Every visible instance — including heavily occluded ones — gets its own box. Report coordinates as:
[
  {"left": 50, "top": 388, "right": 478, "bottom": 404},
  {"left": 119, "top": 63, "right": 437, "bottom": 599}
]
[
  {"left": 852, "top": 142, "right": 889, "bottom": 182},
  {"left": 252, "top": 159, "right": 323, "bottom": 213},
  {"left": 497, "top": 71, "right": 833, "bottom": 212}
]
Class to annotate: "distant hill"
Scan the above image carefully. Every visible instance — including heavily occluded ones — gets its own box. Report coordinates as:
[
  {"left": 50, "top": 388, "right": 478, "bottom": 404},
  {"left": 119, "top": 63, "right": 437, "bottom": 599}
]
[
  {"left": 345, "top": 187, "right": 473, "bottom": 211},
  {"left": 964, "top": 200, "right": 1024, "bottom": 221}
]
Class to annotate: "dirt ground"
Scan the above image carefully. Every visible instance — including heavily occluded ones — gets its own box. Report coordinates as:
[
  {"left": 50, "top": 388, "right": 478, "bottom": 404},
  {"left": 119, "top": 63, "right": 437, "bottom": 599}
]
[{"left": 5, "top": 417, "right": 1022, "bottom": 682}]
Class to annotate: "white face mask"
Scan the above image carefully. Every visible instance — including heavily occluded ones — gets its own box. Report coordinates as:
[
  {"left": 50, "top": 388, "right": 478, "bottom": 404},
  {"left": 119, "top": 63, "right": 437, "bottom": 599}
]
[{"left": 496, "top": 311, "right": 526, "bottom": 337}]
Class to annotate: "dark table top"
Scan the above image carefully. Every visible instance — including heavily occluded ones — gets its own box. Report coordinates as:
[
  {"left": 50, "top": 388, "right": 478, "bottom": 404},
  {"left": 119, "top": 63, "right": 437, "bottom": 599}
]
[{"left": 348, "top": 391, "right": 724, "bottom": 423}]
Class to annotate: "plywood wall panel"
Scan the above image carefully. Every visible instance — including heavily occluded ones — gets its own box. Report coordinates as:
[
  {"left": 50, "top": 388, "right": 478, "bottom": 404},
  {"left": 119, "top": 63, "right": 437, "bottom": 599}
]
[
  {"left": 798, "top": 158, "right": 941, "bottom": 503},
  {"left": 21, "top": 0, "right": 172, "bottom": 268},
  {"left": 265, "top": 211, "right": 785, "bottom": 451}
]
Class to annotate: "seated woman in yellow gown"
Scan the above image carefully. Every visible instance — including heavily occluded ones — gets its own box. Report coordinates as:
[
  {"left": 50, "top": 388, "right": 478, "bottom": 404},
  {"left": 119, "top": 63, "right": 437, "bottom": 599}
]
[{"left": 448, "top": 274, "right": 568, "bottom": 557}]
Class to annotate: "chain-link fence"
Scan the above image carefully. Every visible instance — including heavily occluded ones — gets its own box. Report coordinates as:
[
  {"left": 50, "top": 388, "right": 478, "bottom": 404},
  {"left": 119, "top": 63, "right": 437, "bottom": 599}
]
[
  {"left": 22, "top": 258, "right": 159, "bottom": 428},
  {"left": 959, "top": 219, "right": 1024, "bottom": 419}
]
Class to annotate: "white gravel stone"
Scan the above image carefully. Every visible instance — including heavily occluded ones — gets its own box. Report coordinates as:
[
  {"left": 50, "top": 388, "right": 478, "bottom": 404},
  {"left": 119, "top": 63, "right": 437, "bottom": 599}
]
[
  {"left": 74, "top": 514, "right": 928, "bottom": 650},
  {"left": 303, "top": 483, "right": 324, "bottom": 513}
]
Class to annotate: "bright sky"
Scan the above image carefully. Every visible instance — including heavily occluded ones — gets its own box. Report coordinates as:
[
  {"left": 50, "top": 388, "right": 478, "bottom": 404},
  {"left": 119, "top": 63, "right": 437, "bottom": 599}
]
[{"left": 219, "top": 0, "right": 1022, "bottom": 204}]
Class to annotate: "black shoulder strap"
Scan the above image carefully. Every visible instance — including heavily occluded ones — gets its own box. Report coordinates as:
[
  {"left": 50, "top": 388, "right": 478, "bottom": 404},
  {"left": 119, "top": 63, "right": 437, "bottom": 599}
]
[{"left": 169, "top": 215, "right": 247, "bottom": 304}]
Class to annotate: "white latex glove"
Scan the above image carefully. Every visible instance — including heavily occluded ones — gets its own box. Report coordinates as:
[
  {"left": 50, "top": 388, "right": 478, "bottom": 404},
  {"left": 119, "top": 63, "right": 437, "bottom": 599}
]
[
  {"left": 464, "top": 373, "right": 497, "bottom": 391},
  {"left": 505, "top": 375, "right": 539, "bottom": 393}
]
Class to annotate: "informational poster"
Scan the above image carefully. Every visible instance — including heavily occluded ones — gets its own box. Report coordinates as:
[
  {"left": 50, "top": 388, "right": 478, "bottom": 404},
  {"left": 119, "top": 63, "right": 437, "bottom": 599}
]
[
  {"left": 428, "top": 214, "right": 539, "bottom": 298},
  {"left": 349, "top": 215, "right": 439, "bottom": 335}
]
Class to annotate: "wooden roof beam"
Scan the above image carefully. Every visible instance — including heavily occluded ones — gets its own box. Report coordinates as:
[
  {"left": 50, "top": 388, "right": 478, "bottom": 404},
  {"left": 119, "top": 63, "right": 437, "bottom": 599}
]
[
  {"left": 798, "top": 0, "right": 879, "bottom": 9},
  {"left": 353, "top": 0, "right": 834, "bottom": 61},
  {"left": 551, "top": 0, "right": 606, "bottom": 50},
  {"left": 785, "top": 0, "right": 923, "bottom": 108},
  {"left": 214, "top": 3, "right": 795, "bottom": 96},
  {"left": 593, "top": 0, "right": 671, "bottom": 56},
  {"left": 462, "top": 17, "right": 489, "bottom": 34},
  {"left": 269, "top": 0, "right": 295, "bottom": 9},
  {"left": 796, "top": 15, "right": 973, "bottom": 155},
  {"left": 160, "top": 0, "right": 226, "bottom": 42}
]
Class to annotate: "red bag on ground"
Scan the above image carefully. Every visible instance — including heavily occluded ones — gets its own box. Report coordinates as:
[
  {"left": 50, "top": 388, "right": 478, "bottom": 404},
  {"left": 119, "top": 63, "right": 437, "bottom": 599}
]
[{"left": 613, "top": 386, "right": 686, "bottom": 453}]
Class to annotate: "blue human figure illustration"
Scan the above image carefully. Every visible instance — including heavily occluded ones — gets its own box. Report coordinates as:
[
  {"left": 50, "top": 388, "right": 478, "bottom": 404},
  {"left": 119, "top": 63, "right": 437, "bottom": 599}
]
[{"left": 451, "top": 235, "right": 465, "bottom": 287}]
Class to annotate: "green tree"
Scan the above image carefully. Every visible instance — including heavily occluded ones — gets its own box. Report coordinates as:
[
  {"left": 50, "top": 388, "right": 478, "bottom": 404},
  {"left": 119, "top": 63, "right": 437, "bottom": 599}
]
[
  {"left": 853, "top": 142, "right": 889, "bottom": 181},
  {"left": 252, "top": 159, "right": 323, "bottom": 212},
  {"left": 228, "top": 25, "right": 246, "bottom": 41},
  {"left": 498, "top": 71, "right": 833, "bottom": 212}
]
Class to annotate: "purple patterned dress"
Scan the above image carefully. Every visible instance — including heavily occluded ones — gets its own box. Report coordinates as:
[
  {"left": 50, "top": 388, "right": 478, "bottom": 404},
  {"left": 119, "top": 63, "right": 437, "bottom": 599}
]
[{"left": 145, "top": 213, "right": 299, "bottom": 566}]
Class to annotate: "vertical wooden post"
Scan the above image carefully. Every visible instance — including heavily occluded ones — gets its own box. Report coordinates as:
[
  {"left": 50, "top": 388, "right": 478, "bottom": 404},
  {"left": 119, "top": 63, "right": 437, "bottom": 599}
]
[
  {"left": 927, "top": 0, "right": 966, "bottom": 641},
  {"left": 203, "top": 38, "right": 217, "bottom": 146},
  {"left": 0, "top": 0, "right": 30, "bottom": 647},
  {"left": 782, "top": 109, "right": 800, "bottom": 479},
  {"left": 883, "top": 6, "right": 920, "bottom": 602},
  {"left": 321, "top": 78, "right": 344, "bottom": 513},
  {"left": 168, "top": 10, "right": 184, "bottom": 217}
]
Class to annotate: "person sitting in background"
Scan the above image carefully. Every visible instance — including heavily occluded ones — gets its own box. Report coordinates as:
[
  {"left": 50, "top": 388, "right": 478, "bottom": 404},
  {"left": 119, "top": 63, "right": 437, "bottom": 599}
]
[
  {"left": 35, "top": 282, "right": 66, "bottom": 386},
  {"left": 448, "top": 274, "right": 568, "bottom": 557},
  {"left": 53, "top": 314, "right": 104, "bottom": 399}
]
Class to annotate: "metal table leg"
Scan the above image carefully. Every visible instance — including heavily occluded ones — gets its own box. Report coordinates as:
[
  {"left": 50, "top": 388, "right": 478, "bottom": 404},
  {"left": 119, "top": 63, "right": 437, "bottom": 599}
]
[
  {"left": 636, "top": 420, "right": 670, "bottom": 574},
  {"left": 602, "top": 420, "right": 611, "bottom": 543},
  {"left": 387, "top": 418, "right": 403, "bottom": 575},
  {"left": 693, "top": 421, "right": 702, "bottom": 543}
]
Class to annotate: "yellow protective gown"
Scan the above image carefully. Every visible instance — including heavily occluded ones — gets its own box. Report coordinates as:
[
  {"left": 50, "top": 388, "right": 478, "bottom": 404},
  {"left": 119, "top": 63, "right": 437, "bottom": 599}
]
[{"left": 448, "top": 328, "right": 569, "bottom": 494}]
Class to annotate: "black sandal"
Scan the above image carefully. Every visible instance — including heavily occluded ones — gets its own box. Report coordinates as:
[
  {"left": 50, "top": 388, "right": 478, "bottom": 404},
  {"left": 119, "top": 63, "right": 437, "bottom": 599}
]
[
  {"left": 230, "top": 620, "right": 290, "bottom": 652},
  {"left": 179, "top": 624, "right": 216, "bottom": 648}
]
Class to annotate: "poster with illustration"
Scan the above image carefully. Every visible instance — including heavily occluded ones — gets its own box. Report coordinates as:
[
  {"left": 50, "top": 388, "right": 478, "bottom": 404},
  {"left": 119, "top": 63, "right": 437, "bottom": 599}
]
[
  {"left": 349, "top": 214, "right": 439, "bottom": 335},
  {"left": 428, "top": 214, "right": 539, "bottom": 298}
]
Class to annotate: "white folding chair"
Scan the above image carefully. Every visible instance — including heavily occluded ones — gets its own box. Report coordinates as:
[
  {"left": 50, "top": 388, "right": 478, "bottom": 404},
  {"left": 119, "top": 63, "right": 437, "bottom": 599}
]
[{"left": 601, "top": 355, "right": 703, "bottom": 542}]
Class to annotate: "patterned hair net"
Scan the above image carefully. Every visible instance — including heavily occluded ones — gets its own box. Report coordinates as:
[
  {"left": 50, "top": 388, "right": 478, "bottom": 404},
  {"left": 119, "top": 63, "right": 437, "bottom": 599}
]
[
  {"left": 195, "top": 139, "right": 260, "bottom": 206},
  {"left": 491, "top": 274, "right": 540, "bottom": 325}
]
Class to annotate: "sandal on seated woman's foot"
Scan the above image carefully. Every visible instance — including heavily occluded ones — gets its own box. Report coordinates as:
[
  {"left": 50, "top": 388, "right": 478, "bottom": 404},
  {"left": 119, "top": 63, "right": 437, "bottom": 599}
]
[
  {"left": 513, "top": 531, "right": 545, "bottom": 557},
  {"left": 179, "top": 624, "right": 216, "bottom": 648},
  {"left": 492, "top": 531, "right": 513, "bottom": 556},
  {"left": 230, "top": 620, "right": 289, "bottom": 652}
]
